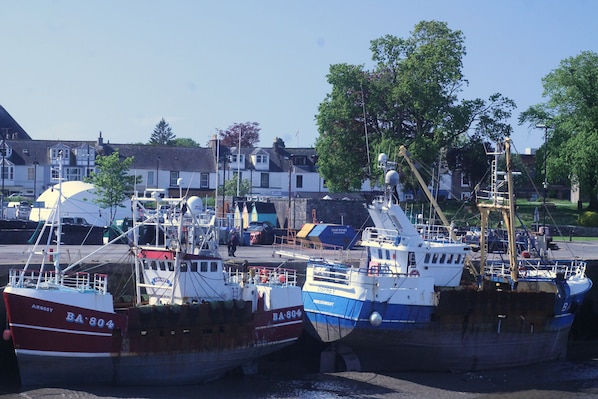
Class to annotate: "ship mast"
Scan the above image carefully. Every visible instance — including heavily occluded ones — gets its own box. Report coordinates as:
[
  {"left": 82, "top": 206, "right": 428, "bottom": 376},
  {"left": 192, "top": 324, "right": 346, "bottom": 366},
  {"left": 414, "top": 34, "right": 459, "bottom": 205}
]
[
  {"left": 477, "top": 138, "right": 518, "bottom": 284},
  {"left": 399, "top": 145, "right": 458, "bottom": 242}
]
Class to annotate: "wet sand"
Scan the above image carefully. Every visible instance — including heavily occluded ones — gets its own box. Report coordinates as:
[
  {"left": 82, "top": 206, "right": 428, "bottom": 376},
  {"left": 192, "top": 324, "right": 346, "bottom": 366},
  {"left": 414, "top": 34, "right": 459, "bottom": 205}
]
[{"left": 1, "top": 343, "right": 598, "bottom": 399}]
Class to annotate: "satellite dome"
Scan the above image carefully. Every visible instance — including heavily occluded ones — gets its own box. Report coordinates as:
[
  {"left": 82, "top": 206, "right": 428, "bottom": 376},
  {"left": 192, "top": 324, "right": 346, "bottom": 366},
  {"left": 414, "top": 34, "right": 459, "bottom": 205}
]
[{"left": 385, "top": 170, "right": 399, "bottom": 186}]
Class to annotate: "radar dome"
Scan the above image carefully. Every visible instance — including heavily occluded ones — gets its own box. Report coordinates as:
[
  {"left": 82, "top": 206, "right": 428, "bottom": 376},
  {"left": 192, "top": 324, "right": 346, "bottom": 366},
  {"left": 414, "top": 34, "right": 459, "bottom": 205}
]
[
  {"left": 187, "top": 196, "right": 203, "bottom": 214},
  {"left": 377, "top": 153, "right": 388, "bottom": 164}
]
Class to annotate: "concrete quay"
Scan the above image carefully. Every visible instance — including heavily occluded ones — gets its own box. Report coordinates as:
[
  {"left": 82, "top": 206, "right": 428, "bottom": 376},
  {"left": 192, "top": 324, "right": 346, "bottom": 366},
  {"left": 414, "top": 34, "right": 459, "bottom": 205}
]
[
  {"left": 0, "top": 242, "right": 329, "bottom": 267},
  {"left": 1, "top": 238, "right": 598, "bottom": 267}
]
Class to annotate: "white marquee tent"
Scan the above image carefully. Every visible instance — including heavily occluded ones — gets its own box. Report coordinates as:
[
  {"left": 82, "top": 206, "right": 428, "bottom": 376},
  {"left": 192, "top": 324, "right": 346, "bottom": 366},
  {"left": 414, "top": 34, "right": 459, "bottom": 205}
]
[{"left": 30, "top": 181, "right": 132, "bottom": 227}]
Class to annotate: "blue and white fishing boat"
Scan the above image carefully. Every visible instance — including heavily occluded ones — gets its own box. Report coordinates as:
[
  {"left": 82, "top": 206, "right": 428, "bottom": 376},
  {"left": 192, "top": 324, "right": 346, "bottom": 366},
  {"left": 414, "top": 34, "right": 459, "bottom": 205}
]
[{"left": 302, "top": 138, "right": 592, "bottom": 372}]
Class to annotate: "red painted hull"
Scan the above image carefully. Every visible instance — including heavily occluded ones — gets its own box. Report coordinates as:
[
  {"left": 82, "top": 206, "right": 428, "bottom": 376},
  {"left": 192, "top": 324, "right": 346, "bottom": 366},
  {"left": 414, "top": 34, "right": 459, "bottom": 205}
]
[{"left": 3, "top": 290, "right": 303, "bottom": 386}]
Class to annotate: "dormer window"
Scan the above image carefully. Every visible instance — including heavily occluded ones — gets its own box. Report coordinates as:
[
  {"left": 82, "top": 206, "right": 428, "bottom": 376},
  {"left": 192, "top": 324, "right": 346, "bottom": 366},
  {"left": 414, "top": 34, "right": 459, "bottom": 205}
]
[
  {"left": 49, "top": 144, "right": 71, "bottom": 165},
  {"left": 0, "top": 140, "right": 12, "bottom": 158},
  {"left": 293, "top": 155, "right": 307, "bottom": 166},
  {"left": 230, "top": 154, "right": 244, "bottom": 164},
  {"left": 250, "top": 149, "right": 269, "bottom": 171}
]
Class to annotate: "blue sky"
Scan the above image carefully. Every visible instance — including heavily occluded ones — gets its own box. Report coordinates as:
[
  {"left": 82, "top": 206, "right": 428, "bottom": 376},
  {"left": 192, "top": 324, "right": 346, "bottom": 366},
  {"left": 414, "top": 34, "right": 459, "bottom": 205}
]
[{"left": 1, "top": 1, "right": 596, "bottom": 152}]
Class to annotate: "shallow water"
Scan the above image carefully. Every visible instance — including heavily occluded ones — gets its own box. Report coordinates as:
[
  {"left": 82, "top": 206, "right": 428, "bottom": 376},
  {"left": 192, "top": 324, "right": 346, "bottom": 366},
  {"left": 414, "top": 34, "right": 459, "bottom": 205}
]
[{"left": 1, "top": 356, "right": 598, "bottom": 399}]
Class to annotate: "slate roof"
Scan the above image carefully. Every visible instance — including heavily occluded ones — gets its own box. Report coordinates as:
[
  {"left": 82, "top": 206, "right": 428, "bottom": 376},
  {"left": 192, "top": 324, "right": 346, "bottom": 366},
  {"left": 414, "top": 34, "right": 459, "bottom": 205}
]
[
  {"left": 0, "top": 105, "right": 32, "bottom": 140},
  {"left": 0, "top": 104, "right": 315, "bottom": 175}
]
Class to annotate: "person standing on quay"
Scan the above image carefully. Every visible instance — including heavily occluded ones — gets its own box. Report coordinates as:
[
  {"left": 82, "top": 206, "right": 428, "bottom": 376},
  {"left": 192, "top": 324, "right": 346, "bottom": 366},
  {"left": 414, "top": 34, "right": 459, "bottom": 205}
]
[{"left": 228, "top": 228, "right": 239, "bottom": 257}]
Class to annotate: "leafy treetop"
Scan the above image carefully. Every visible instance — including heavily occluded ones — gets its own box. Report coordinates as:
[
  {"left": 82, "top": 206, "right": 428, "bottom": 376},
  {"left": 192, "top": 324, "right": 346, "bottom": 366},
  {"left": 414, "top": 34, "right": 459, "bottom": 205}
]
[
  {"left": 315, "top": 20, "right": 515, "bottom": 193},
  {"left": 85, "top": 151, "right": 139, "bottom": 223},
  {"left": 519, "top": 51, "right": 598, "bottom": 210},
  {"left": 218, "top": 122, "right": 261, "bottom": 147}
]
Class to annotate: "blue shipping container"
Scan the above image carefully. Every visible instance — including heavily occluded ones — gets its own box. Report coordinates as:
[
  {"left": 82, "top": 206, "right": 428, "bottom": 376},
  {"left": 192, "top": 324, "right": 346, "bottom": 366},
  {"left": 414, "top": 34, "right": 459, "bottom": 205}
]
[{"left": 307, "top": 224, "right": 358, "bottom": 250}]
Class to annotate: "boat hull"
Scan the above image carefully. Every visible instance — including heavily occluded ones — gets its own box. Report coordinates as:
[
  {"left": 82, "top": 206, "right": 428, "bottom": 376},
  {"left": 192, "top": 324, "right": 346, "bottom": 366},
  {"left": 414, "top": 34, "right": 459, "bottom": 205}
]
[
  {"left": 303, "top": 287, "right": 582, "bottom": 372},
  {"left": 4, "top": 290, "right": 303, "bottom": 386}
]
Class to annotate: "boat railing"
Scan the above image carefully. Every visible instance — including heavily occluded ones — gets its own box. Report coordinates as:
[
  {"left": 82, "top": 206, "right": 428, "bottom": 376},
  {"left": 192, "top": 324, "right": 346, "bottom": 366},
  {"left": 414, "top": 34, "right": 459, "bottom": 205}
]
[
  {"left": 361, "top": 227, "right": 402, "bottom": 245},
  {"left": 8, "top": 269, "right": 108, "bottom": 294},
  {"left": 272, "top": 235, "right": 348, "bottom": 262},
  {"left": 414, "top": 223, "right": 456, "bottom": 243},
  {"left": 308, "top": 259, "right": 397, "bottom": 285},
  {"left": 226, "top": 266, "right": 298, "bottom": 287},
  {"left": 484, "top": 259, "right": 587, "bottom": 280}
]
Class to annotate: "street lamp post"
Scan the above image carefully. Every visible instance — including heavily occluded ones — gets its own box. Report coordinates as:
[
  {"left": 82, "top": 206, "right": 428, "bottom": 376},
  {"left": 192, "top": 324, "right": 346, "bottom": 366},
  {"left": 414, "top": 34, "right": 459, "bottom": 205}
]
[
  {"left": 0, "top": 138, "right": 6, "bottom": 218},
  {"left": 86, "top": 144, "right": 90, "bottom": 178},
  {"left": 33, "top": 160, "right": 39, "bottom": 199},
  {"left": 156, "top": 156, "right": 160, "bottom": 189},
  {"left": 536, "top": 123, "right": 549, "bottom": 232},
  {"left": 287, "top": 154, "right": 294, "bottom": 233},
  {"left": 237, "top": 129, "right": 241, "bottom": 197},
  {"left": 221, "top": 155, "right": 228, "bottom": 218}
]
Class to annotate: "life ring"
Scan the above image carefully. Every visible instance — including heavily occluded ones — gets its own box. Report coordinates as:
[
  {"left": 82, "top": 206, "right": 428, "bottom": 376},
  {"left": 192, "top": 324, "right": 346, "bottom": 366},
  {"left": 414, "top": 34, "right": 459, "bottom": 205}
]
[{"left": 409, "top": 269, "right": 420, "bottom": 277}]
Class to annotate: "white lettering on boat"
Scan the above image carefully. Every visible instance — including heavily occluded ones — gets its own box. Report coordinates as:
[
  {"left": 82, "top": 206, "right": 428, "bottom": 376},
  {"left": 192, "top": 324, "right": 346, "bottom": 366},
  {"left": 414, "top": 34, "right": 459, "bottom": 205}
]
[
  {"left": 317, "top": 286, "right": 334, "bottom": 294},
  {"left": 272, "top": 308, "right": 302, "bottom": 322},
  {"left": 313, "top": 299, "right": 334, "bottom": 306},
  {"left": 31, "top": 304, "right": 53, "bottom": 312},
  {"left": 66, "top": 312, "right": 115, "bottom": 330}
]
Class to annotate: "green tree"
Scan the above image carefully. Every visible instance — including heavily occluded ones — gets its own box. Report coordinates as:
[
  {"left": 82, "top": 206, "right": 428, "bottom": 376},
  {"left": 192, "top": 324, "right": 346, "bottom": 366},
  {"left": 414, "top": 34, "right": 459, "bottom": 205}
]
[
  {"left": 446, "top": 135, "right": 491, "bottom": 197},
  {"left": 519, "top": 51, "right": 598, "bottom": 210},
  {"left": 149, "top": 118, "right": 176, "bottom": 145},
  {"left": 315, "top": 21, "right": 515, "bottom": 192},
  {"left": 218, "top": 122, "right": 260, "bottom": 147},
  {"left": 85, "top": 151, "right": 139, "bottom": 223},
  {"left": 224, "top": 175, "right": 251, "bottom": 196},
  {"left": 171, "top": 137, "right": 200, "bottom": 147}
]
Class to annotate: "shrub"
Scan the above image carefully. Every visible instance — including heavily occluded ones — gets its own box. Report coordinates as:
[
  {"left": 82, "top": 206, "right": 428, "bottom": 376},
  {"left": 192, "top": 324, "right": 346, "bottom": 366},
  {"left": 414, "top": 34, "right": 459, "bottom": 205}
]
[{"left": 577, "top": 211, "right": 598, "bottom": 227}]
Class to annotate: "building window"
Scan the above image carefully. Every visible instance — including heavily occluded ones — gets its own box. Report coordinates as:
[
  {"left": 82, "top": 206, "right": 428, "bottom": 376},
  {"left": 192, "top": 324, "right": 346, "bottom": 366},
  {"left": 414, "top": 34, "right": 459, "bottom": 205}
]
[
  {"left": 260, "top": 173, "right": 269, "bottom": 188},
  {"left": 27, "top": 167, "right": 35, "bottom": 180},
  {"left": 170, "top": 171, "right": 179, "bottom": 186},
  {"left": 66, "top": 168, "right": 81, "bottom": 181},
  {"left": 200, "top": 173, "right": 209, "bottom": 188},
  {"left": 296, "top": 174, "right": 303, "bottom": 188},
  {"left": 461, "top": 172, "right": 469, "bottom": 187},
  {"left": 255, "top": 154, "right": 267, "bottom": 164},
  {"left": 1, "top": 164, "right": 14, "bottom": 180},
  {"left": 147, "top": 171, "right": 155, "bottom": 186}
]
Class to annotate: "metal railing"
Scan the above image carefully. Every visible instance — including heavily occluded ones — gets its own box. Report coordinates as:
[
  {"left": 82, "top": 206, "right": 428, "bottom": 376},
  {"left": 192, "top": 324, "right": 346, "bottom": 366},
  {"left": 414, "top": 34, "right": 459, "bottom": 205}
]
[
  {"left": 8, "top": 269, "right": 109, "bottom": 294},
  {"left": 484, "top": 259, "right": 587, "bottom": 281}
]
